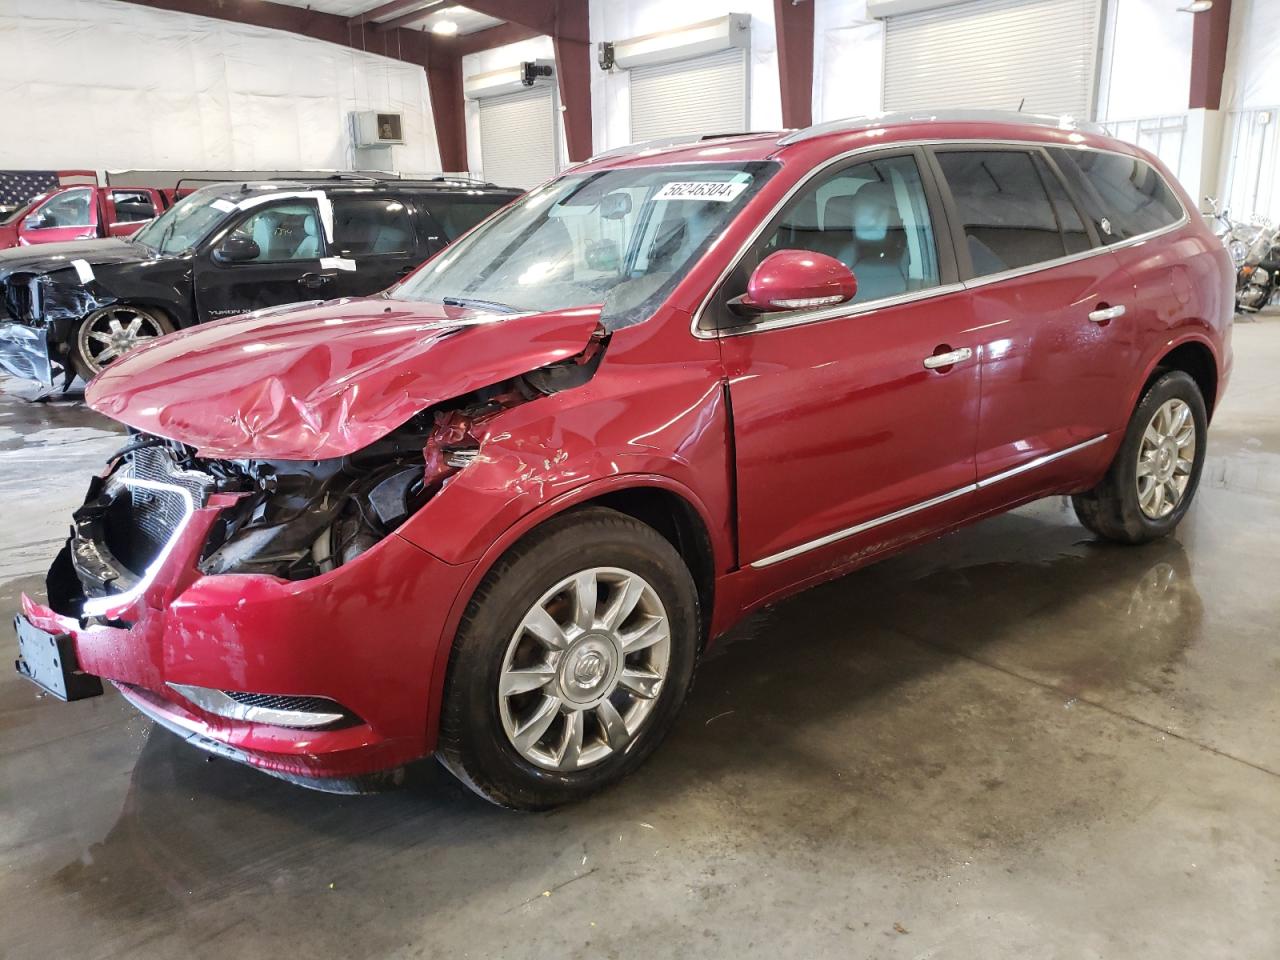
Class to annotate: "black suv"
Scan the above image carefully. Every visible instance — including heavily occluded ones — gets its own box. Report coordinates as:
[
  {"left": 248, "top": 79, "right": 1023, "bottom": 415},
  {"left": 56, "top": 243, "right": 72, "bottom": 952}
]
[{"left": 0, "top": 176, "right": 522, "bottom": 385}]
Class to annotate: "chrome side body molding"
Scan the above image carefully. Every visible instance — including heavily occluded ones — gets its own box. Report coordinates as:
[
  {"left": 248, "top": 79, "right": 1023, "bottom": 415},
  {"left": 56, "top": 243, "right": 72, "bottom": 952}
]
[{"left": 749, "top": 434, "right": 1110, "bottom": 568}]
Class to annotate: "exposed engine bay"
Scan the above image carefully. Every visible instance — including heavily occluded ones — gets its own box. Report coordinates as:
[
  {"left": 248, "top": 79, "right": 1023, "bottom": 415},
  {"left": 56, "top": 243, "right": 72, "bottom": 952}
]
[{"left": 51, "top": 337, "right": 605, "bottom": 616}]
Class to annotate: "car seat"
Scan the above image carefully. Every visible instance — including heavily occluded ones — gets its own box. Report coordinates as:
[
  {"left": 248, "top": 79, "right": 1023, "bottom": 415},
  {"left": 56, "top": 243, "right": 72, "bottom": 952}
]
[{"left": 825, "top": 183, "right": 910, "bottom": 300}]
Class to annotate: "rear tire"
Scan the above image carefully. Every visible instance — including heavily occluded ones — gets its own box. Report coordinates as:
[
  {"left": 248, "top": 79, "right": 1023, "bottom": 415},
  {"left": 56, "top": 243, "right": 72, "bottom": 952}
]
[
  {"left": 1072, "top": 370, "right": 1207, "bottom": 544},
  {"left": 437, "top": 507, "right": 700, "bottom": 810},
  {"left": 72, "top": 304, "right": 174, "bottom": 381}
]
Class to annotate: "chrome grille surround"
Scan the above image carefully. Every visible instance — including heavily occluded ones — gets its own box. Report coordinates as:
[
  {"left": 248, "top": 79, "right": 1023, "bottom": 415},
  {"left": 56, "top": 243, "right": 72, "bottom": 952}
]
[{"left": 125, "top": 446, "right": 214, "bottom": 560}]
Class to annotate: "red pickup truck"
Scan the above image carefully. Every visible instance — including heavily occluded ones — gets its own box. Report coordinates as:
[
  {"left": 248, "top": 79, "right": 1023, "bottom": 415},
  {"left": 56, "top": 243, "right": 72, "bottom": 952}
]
[{"left": 0, "top": 184, "right": 173, "bottom": 249}]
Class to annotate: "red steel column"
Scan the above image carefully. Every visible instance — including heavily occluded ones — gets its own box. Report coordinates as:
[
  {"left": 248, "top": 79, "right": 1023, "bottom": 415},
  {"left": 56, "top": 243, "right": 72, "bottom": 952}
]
[
  {"left": 774, "top": 0, "right": 815, "bottom": 129},
  {"left": 1189, "top": 0, "right": 1232, "bottom": 110}
]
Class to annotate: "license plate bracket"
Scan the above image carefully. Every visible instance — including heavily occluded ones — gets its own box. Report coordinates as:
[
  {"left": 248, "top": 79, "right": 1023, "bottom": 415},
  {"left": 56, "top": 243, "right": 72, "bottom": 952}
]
[{"left": 13, "top": 615, "right": 103, "bottom": 701}]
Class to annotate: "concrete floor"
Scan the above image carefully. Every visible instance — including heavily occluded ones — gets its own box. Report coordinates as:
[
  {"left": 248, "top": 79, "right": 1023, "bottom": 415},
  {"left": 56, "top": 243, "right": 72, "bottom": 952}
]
[{"left": 1, "top": 320, "right": 1278, "bottom": 960}]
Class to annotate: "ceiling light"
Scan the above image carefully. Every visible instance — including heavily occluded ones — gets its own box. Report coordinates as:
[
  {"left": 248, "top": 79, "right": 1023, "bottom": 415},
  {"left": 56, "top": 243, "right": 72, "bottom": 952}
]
[
  {"left": 1176, "top": 1, "right": 1213, "bottom": 12},
  {"left": 432, "top": 19, "right": 458, "bottom": 35}
]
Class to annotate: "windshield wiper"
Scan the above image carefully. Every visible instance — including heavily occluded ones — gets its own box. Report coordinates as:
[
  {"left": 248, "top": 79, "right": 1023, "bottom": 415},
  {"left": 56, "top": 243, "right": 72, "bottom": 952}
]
[{"left": 442, "top": 296, "right": 521, "bottom": 314}]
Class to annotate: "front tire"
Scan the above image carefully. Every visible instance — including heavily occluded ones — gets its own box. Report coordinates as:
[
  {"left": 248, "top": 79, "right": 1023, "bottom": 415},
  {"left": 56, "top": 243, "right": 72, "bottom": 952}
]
[
  {"left": 1072, "top": 370, "right": 1208, "bottom": 544},
  {"left": 437, "top": 507, "right": 700, "bottom": 810},
  {"left": 72, "top": 304, "right": 174, "bottom": 381}
]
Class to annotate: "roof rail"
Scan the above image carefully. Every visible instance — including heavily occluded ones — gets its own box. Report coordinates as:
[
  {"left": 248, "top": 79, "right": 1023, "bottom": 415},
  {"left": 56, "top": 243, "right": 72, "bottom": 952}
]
[
  {"left": 777, "top": 110, "right": 1104, "bottom": 146},
  {"left": 588, "top": 131, "right": 773, "bottom": 162}
]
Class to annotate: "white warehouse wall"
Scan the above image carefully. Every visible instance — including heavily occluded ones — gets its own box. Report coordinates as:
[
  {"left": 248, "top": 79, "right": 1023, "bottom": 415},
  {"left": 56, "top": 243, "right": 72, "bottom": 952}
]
[
  {"left": 0, "top": 0, "right": 441, "bottom": 173},
  {"left": 588, "top": 0, "right": 785, "bottom": 153},
  {"left": 1223, "top": 0, "right": 1280, "bottom": 109},
  {"left": 813, "top": 0, "right": 882, "bottom": 124},
  {"left": 1097, "top": 0, "right": 1194, "bottom": 121},
  {"left": 461, "top": 36, "right": 568, "bottom": 179}
]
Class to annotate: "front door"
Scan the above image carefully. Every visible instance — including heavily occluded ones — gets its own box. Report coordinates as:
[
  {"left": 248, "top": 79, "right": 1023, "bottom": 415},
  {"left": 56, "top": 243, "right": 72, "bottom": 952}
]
[
  {"left": 18, "top": 187, "right": 98, "bottom": 245},
  {"left": 930, "top": 146, "right": 1139, "bottom": 493},
  {"left": 714, "top": 150, "right": 979, "bottom": 570},
  {"left": 194, "top": 198, "right": 329, "bottom": 322}
]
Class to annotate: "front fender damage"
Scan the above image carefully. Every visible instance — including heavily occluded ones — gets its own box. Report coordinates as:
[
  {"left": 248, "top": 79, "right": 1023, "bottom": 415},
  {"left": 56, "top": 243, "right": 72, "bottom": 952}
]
[
  {"left": 176, "top": 327, "right": 608, "bottom": 583},
  {"left": 0, "top": 267, "right": 119, "bottom": 384}
]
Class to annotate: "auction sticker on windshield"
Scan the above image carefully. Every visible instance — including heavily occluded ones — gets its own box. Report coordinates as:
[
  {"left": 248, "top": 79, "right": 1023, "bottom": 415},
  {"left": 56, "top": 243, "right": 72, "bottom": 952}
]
[{"left": 653, "top": 181, "right": 749, "bottom": 202}]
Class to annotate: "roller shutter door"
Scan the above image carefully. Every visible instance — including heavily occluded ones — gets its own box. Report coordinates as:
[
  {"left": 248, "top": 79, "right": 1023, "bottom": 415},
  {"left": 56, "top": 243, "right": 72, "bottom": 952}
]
[
  {"left": 883, "top": 0, "right": 1102, "bottom": 119},
  {"left": 478, "top": 85, "right": 557, "bottom": 190},
  {"left": 630, "top": 48, "right": 748, "bottom": 143}
]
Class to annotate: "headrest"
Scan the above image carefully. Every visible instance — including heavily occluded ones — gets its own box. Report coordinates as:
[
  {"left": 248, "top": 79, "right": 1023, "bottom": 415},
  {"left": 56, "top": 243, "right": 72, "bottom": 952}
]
[{"left": 850, "top": 181, "right": 902, "bottom": 244}]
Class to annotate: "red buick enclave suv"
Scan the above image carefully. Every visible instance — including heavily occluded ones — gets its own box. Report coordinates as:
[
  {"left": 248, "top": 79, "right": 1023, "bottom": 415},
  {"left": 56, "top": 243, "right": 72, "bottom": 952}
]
[{"left": 14, "top": 113, "right": 1233, "bottom": 808}]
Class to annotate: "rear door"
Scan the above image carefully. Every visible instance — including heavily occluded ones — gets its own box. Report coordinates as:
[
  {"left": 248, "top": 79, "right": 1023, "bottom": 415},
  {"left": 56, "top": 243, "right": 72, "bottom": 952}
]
[
  {"left": 193, "top": 198, "right": 328, "bottom": 322},
  {"left": 326, "top": 194, "right": 421, "bottom": 298},
  {"left": 421, "top": 192, "right": 516, "bottom": 247},
  {"left": 1048, "top": 146, "right": 1188, "bottom": 368},
  {"left": 716, "top": 149, "right": 979, "bottom": 570},
  {"left": 930, "top": 145, "right": 1137, "bottom": 497},
  {"left": 17, "top": 187, "right": 98, "bottom": 245}
]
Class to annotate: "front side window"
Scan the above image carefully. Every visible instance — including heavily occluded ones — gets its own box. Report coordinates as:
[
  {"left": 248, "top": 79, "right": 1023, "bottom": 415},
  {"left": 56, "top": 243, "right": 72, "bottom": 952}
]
[
  {"left": 229, "top": 201, "right": 323, "bottom": 263},
  {"left": 332, "top": 197, "right": 414, "bottom": 257},
  {"left": 937, "top": 150, "right": 1072, "bottom": 277},
  {"left": 1050, "top": 148, "right": 1183, "bottom": 243},
  {"left": 759, "top": 153, "right": 941, "bottom": 304},
  {"left": 133, "top": 189, "right": 229, "bottom": 255},
  {"left": 397, "top": 162, "right": 776, "bottom": 329},
  {"left": 110, "top": 190, "right": 157, "bottom": 223},
  {"left": 31, "top": 188, "right": 92, "bottom": 229}
]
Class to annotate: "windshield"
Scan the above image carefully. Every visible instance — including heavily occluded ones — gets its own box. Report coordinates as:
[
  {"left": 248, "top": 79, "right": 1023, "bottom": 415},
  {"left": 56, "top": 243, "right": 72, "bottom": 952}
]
[
  {"left": 132, "top": 188, "right": 229, "bottom": 255},
  {"left": 396, "top": 162, "right": 777, "bottom": 329}
]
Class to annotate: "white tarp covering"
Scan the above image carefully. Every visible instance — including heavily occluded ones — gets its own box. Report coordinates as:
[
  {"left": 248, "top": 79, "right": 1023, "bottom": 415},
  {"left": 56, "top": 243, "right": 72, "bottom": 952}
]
[
  {"left": 1223, "top": 0, "right": 1280, "bottom": 111},
  {"left": 0, "top": 0, "right": 440, "bottom": 172}
]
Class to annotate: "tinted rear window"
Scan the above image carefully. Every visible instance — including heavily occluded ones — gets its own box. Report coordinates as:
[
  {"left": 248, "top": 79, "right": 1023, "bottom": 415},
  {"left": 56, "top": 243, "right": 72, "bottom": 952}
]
[
  {"left": 936, "top": 150, "right": 1070, "bottom": 277},
  {"left": 332, "top": 196, "right": 415, "bottom": 256},
  {"left": 427, "top": 196, "right": 512, "bottom": 240},
  {"left": 1049, "top": 148, "right": 1183, "bottom": 243}
]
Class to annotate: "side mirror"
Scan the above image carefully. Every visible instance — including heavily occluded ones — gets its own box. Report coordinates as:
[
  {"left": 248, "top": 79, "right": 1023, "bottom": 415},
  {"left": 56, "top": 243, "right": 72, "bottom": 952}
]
[
  {"left": 730, "top": 250, "right": 858, "bottom": 316},
  {"left": 214, "top": 235, "right": 261, "bottom": 264},
  {"left": 22, "top": 214, "right": 45, "bottom": 231}
]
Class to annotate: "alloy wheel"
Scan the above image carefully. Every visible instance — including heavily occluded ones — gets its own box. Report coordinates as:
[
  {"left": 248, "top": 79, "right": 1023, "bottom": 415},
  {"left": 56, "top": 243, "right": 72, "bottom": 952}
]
[
  {"left": 77, "top": 306, "right": 166, "bottom": 373},
  {"left": 498, "top": 566, "right": 671, "bottom": 772},
  {"left": 1136, "top": 398, "right": 1196, "bottom": 520}
]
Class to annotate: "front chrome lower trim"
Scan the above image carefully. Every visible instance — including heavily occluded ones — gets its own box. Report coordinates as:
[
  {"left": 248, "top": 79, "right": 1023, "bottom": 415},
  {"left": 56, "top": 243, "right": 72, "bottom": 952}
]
[
  {"left": 748, "top": 434, "right": 1109, "bottom": 569},
  {"left": 167, "top": 683, "right": 347, "bottom": 728}
]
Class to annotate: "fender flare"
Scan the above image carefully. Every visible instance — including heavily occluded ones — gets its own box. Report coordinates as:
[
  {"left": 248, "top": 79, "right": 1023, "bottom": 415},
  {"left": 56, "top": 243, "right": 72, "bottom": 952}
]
[{"left": 420, "top": 472, "right": 724, "bottom": 749}]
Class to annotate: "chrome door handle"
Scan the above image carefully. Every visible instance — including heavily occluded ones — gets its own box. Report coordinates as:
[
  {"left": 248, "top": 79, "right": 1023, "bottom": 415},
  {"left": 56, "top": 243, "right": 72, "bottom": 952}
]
[
  {"left": 1088, "top": 305, "right": 1126, "bottom": 323},
  {"left": 923, "top": 347, "right": 972, "bottom": 369}
]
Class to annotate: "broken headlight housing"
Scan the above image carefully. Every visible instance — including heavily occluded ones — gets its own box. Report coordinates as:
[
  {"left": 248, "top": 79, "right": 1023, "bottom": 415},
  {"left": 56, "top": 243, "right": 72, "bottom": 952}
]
[{"left": 196, "top": 382, "right": 529, "bottom": 580}]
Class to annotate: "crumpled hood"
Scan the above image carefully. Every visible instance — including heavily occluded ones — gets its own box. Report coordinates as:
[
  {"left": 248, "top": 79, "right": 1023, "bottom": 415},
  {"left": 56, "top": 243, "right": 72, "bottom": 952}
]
[
  {"left": 86, "top": 297, "right": 602, "bottom": 459},
  {"left": 0, "top": 237, "right": 149, "bottom": 280}
]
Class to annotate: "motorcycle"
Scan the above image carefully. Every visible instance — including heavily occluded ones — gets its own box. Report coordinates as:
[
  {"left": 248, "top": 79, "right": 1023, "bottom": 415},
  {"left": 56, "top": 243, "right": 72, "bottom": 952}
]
[
  {"left": 1204, "top": 196, "right": 1255, "bottom": 269},
  {"left": 1235, "top": 222, "right": 1280, "bottom": 314}
]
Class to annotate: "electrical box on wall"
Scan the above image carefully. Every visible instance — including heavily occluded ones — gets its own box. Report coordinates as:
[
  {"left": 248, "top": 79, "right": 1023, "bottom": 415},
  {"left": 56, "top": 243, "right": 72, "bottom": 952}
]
[{"left": 351, "top": 111, "right": 405, "bottom": 147}]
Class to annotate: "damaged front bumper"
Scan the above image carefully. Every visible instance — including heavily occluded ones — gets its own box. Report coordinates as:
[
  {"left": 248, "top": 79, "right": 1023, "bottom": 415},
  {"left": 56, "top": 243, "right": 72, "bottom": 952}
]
[
  {"left": 0, "top": 321, "right": 53, "bottom": 384},
  {"left": 15, "top": 482, "right": 475, "bottom": 788}
]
